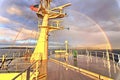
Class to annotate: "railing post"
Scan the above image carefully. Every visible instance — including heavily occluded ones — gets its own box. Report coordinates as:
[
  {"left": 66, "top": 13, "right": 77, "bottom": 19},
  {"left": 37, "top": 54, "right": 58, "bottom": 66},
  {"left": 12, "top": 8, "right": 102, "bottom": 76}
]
[
  {"left": 106, "top": 50, "right": 110, "bottom": 61},
  {"left": 118, "top": 54, "right": 120, "bottom": 65},
  {"left": 26, "top": 67, "right": 30, "bottom": 80},
  {"left": 96, "top": 51, "right": 98, "bottom": 63},
  {"left": 1, "top": 55, "right": 5, "bottom": 69},
  {"left": 112, "top": 53, "right": 115, "bottom": 62},
  {"left": 35, "top": 61, "right": 39, "bottom": 80},
  {"left": 102, "top": 52, "right": 104, "bottom": 59},
  {"left": 90, "top": 52, "right": 92, "bottom": 62}
]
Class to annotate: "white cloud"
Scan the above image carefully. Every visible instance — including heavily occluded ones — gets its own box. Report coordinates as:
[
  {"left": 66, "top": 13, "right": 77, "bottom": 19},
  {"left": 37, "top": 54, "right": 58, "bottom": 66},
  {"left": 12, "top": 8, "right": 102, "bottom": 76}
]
[
  {"left": 0, "top": 27, "right": 18, "bottom": 41},
  {"left": 0, "top": 27, "right": 38, "bottom": 45},
  {"left": 0, "top": 16, "right": 10, "bottom": 23},
  {"left": 0, "top": 15, "right": 32, "bottom": 31},
  {"left": 7, "top": 6, "right": 22, "bottom": 16},
  {"left": 0, "top": 15, "right": 25, "bottom": 28}
]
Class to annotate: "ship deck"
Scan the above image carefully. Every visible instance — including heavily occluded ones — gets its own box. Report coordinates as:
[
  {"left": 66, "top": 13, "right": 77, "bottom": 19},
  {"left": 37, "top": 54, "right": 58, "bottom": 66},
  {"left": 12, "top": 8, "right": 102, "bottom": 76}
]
[
  {"left": 0, "top": 54, "right": 120, "bottom": 80},
  {"left": 50, "top": 54, "right": 120, "bottom": 80}
]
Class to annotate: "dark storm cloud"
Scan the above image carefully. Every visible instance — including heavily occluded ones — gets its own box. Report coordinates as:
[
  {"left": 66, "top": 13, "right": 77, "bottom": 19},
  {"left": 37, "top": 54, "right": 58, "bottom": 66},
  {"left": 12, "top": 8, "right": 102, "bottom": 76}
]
[
  {"left": 1, "top": 0, "right": 120, "bottom": 30},
  {"left": 60, "top": 0, "right": 120, "bottom": 33},
  {"left": 69, "top": 0, "right": 120, "bottom": 21},
  {"left": 64, "top": 1, "right": 120, "bottom": 34}
]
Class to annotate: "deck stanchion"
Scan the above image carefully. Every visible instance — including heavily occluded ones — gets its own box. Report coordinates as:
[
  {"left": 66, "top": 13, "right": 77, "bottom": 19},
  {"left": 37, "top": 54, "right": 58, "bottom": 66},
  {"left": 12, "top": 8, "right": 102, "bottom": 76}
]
[
  {"left": 102, "top": 52, "right": 104, "bottom": 59},
  {"left": 1, "top": 55, "right": 5, "bottom": 69},
  {"left": 90, "top": 52, "right": 92, "bottom": 62},
  {"left": 26, "top": 67, "right": 30, "bottom": 80},
  {"left": 96, "top": 51, "right": 98, "bottom": 63},
  {"left": 112, "top": 53, "right": 115, "bottom": 62}
]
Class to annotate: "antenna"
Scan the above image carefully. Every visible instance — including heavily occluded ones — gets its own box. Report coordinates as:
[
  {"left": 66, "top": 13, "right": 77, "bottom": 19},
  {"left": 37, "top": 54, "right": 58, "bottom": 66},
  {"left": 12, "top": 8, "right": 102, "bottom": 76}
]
[
  {"left": 51, "top": 3, "right": 71, "bottom": 14},
  {"left": 52, "top": 20, "right": 63, "bottom": 27}
]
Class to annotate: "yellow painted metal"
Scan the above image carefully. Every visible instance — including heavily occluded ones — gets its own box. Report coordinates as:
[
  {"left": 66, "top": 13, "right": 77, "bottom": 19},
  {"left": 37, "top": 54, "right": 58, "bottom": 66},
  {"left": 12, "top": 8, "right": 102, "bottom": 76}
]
[
  {"left": 1, "top": 55, "right": 6, "bottom": 69},
  {"left": 0, "top": 72, "right": 37, "bottom": 80},
  {"left": 30, "top": 15, "right": 64, "bottom": 61},
  {"left": 31, "top": 14, "right": 49, "bottom": 61},
  {"left": 65, "top": 40, "right": 68, "bottom": 55},
  {"left": 106, "top": 49, "right": 110, "bottom": 61},
  {"left": 30, "top": 1, "right": 71, "bottom": 62},
  {"left": 2, "top": 55, "right": 5, "bottom": 62},
  {"left": 0, "top": 73, "right": 20, "bottom": 80},
  {"left": 38, "top": 25, "right": 64, "bottom": 32}
]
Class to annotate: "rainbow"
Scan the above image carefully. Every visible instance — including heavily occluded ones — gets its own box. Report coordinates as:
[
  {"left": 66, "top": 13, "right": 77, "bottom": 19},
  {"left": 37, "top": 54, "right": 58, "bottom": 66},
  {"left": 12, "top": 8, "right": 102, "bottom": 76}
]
[{"left": 72, "top": 10, "right": 112, "bottom": 50}]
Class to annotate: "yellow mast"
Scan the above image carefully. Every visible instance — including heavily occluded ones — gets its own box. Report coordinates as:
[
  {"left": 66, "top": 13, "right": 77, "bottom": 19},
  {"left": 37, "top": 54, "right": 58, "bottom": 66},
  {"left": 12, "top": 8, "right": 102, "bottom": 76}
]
[{"left": 30, "top": 0, "right": 71, "bottom": 61}]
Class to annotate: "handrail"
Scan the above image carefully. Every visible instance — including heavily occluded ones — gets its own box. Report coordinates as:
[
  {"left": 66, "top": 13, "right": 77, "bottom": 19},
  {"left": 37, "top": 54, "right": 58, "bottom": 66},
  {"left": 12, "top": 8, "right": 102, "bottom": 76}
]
[
  {"left": 12, "top": 60, "right": 40, "bottom": 80},
  {"left": 81, "top": 50, "right": 120, "bottom": 62},
  {"left": 50, "top": 58, "right": 113, "bottom": 80}
]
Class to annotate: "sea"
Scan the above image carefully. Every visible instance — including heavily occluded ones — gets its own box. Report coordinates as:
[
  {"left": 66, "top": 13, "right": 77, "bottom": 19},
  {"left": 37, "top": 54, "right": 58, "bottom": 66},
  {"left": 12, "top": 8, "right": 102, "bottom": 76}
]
[{"left": 0, "top": 48, "right": 120, "bottom": 62}]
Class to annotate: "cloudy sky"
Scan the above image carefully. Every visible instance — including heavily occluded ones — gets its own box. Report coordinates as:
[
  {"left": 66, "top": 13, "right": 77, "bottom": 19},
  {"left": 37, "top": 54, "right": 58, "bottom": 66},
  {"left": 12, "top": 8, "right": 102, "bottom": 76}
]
[{"left": 0, "top": 0, "right": 120, "bottom": 49}]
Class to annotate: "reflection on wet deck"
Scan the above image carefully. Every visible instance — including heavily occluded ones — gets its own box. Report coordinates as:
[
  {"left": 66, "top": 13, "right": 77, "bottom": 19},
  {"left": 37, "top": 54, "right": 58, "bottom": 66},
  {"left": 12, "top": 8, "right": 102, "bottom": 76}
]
[
  {"left": 50, "top": 54, "right": 120, "bottom": 80},
  {"left": 48, "top": 60, "right": 94, "bottom": 80}
]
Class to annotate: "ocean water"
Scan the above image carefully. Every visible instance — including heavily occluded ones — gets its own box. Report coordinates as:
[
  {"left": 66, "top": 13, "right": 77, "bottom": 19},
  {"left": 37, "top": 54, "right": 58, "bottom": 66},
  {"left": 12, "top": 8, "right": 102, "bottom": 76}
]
[
  {"left": 0, "top": 48, "right": 120, "bottom": 62},
  {"left": 0, "top": 49, "right": 33, "bottom": 58}
]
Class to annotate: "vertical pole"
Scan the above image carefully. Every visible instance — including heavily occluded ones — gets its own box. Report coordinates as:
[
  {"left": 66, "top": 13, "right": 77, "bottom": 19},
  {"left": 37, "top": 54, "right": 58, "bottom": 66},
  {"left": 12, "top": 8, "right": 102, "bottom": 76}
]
[
  {"left": 26, "top": 67, "right": 30, "bottom": 80},
  {"left": 35, "top": 61, "right": 39, "bottom": 80},
  {"left": 90, "top": 52, "right": 92, "bottom": 62},
  {"left": 2, "top": 55, "right": 5, "bottom": 69},
  {"left": 112, "top": 53, "right": 115, "bottom": 62},
  {"left": 65, "top": 40, "right": 68, "bottom": 55},
  {"left": 96, "top": 51, "right": 98, "bottom": 63},
  {"left": 65, "top": 41, "right": 68, "bottom": 70},
  {"left": 118, "top": 54, "right": 120, "bottom": 64},
  {"left": 106, "top": 49, "right": 110, "bottom": 61},
  {"left": 102, "top": 52, "right": 104, "bottom": 59},
  {"left": 2, "top": 55, "right": 5, "bottom": 63}
]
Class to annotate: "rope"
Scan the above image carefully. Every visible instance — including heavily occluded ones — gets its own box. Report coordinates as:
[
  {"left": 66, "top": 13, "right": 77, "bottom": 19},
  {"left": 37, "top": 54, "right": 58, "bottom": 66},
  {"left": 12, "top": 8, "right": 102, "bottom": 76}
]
[{"left": 8, "top": 28, "right": 24, "bottom": 56}]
